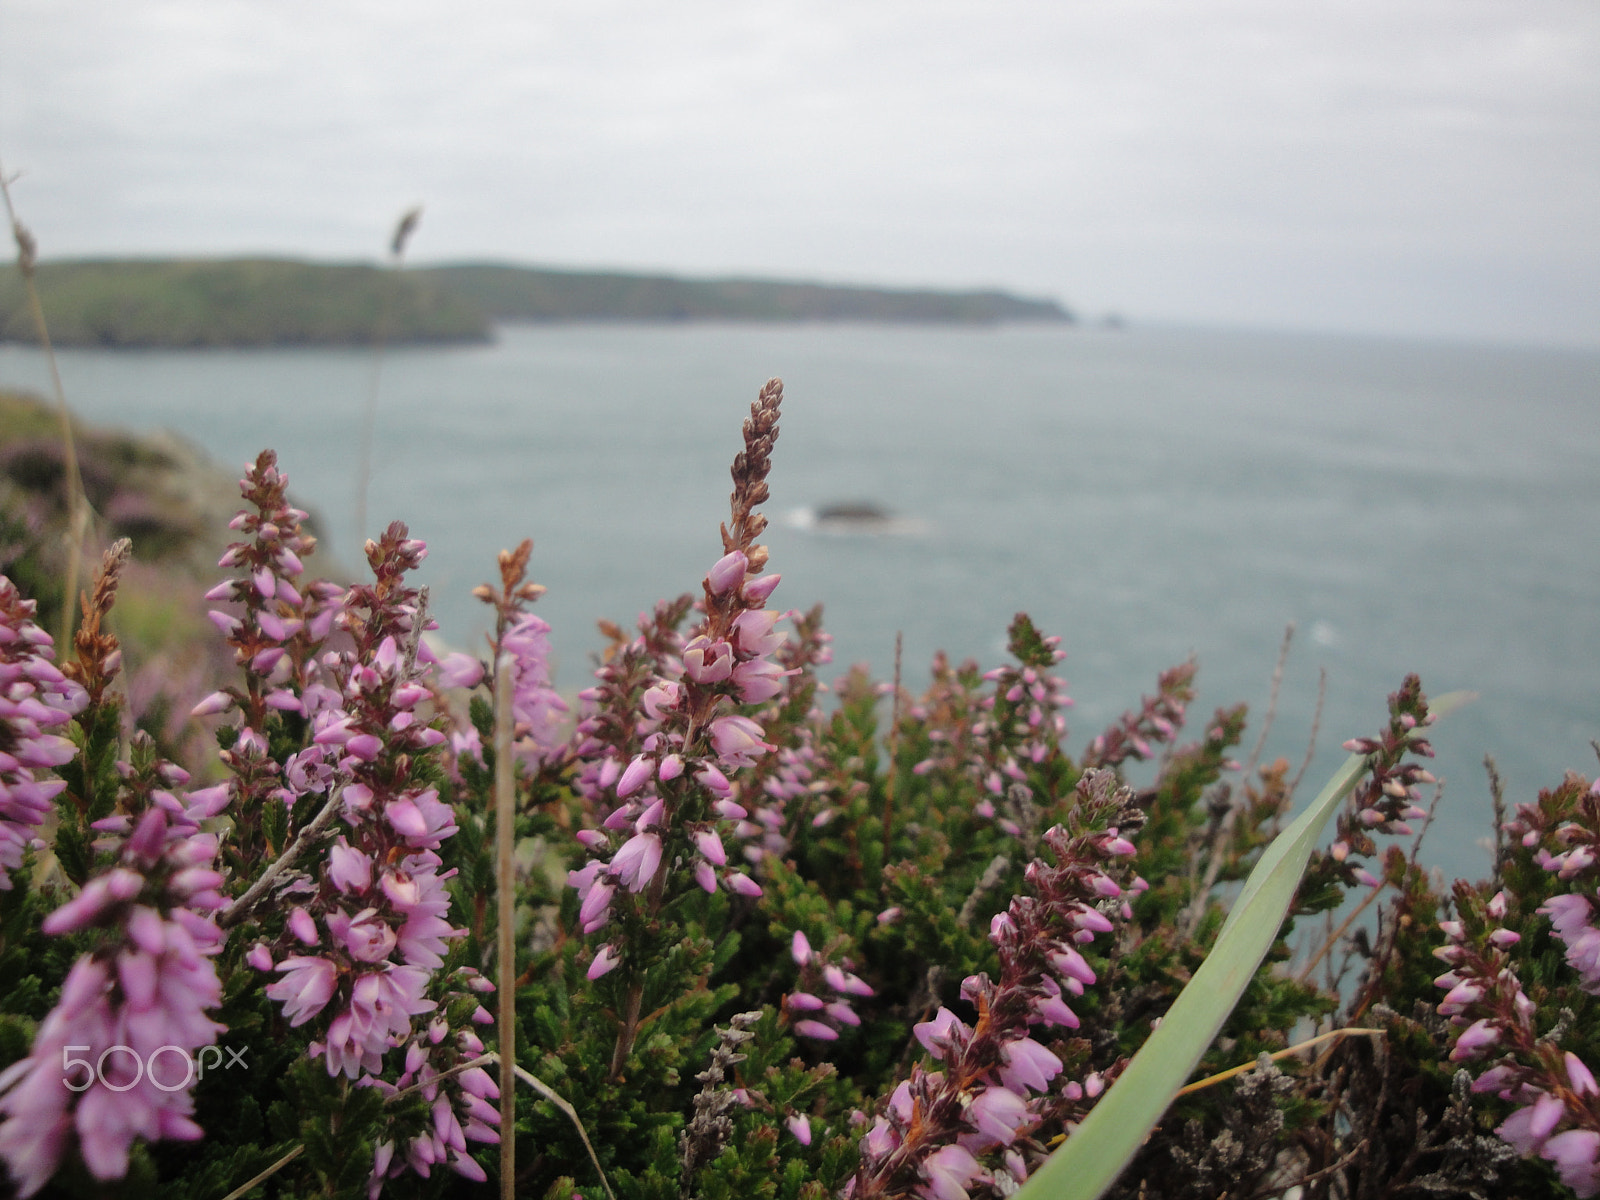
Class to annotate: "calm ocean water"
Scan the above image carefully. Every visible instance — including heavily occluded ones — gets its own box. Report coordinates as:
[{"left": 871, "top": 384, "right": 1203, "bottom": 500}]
[{"left": 2, "top": 323, "right": 1597, "bottom": 881}]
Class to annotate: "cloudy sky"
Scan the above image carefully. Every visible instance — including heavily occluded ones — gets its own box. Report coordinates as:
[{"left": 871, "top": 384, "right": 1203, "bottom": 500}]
[{"left": 1, "top": 1, "right": 1596, "bottom": 344}]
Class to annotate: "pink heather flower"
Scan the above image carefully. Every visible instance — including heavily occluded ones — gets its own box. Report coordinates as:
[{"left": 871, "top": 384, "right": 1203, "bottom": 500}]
[
  {"left": 0, "top": 824, "right": 227, "bottom": 1195},
  {"left": 914, "top": 1008, "right": 969, "bottom": 1058},
  {"left": 587, "top": 944, "right": 622, "bottom": 980},
  {"left": 289, "top": 906, "right": 320, "bottom": 945},
  {"left": 967, "top": 1087, "right": 1030, "bottom": 1147},
  {"left": 329, "top": 839, "right": 374, "bottom": 893},
  {"left": 683, "top": 637, "right": 735, "bottom": 684},
  {"left": 1498, "top": 1092, "right": 1568, "bottom": 1155},
  {"left": 919, "top": 1144, "right": 987, "bottom": 1200},
  {"left": 791, "top": 930, "right": 813, "bottom": 965},
  {"left": 1545, "top": 1130, "right": 1600, "bottom": 1197},
  {"left": 726, "top": 872, "right": 762, "bottom": 898},
  {"left": 1450, "top": 1018, "right": 1502, "bottom": 1061},
  {"left": 501, "top": 612, "right": 568, "bottom": 763},
  {"left": 741, "top": 573, "right": 781, "bottom": 604},
  {"left": 826, "top": 1002, "right": 861, "bottom": 1027},
  {"left": 997, "top": 1037, "right": 1063, "bottom": 1095},
  {"left": 328, "top": 908, "right": 399, "bottom": 963},
  {"left": 322, "top": 966, "right": 436, "bottom": 1079},
  {"left": 729, "top": 609, "right": 785, "bottom": 658},
  {"left": 435, "top": 652, "right": 484, "bottom": 690},
  {"left": 190, "top": 690, "right": 233, "bottom": 717},
  {"left": 696, "top": 830, "right": 728, "bottom": 866},
  {"left": 384, "top": 790, "right": 458, "bottom": 849},
  {"left": 0, "top": 584, "right": 88, "bottom": 891},
  {"left": 709, "top": 715, "right": 772, "bottom": 768},
  {"left": 786, "top": 1114, "right": 813, "bottom": 1146},
  {"left": 387, "top": 861, "right": 461, "bottom": 969},
  {"left": 246, "top": 943, "right": 274, "bottom": 971},
  {"left": 732, "top": 658, "right": 790, "bottom": 703},
  {"left": 267, "top": 956, "right": 340, "bottom": 1026},
  {"left": 616, "top": 755, "right": 654, "bottom": 798},
  {"left": 706, "top": 550, "right": 748, "bottom": 594},
  {"left": 611, "top": 832, "right": 663, "bottom": 893},
  {"left": 1569, "top": 1052, "right": 1600, "bottom": 1098},
  {"left": 794, "top": 1019, "right": 839, "bottom": 1041}
]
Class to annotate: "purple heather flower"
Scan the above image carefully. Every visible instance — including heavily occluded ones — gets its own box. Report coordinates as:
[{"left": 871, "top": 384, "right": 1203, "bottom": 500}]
[
  {"left": 1450, "top": 1018, "right": 1502, "bottom": 1061},
  {"left": 616, "top": 755, "right": 654, "bottom": 798},
  {"left": 267, "top": 956, "right": 340, "bottom": 1026},
  {"left": 709, "top": 715, "right": 772, "bottom": 769},
  {"left": 706, "top": 550, "right": 748, "bottom": 594},
  {"left": 914, "top": 1008, "right": 970, "bottom": 1057},
  {"left": 1546, "top": 1130, "right": 1600, "bottom": 1197},
  {"left": 0, "top": 796, "right": 228, "bottom": 1195},
  {"left": 919, "top": 1143, "right": 988, "bottom": 1200},
  {"left": 1498, "top": 1092, "right": 1567, "bottom": 1155},
  {"left": 996, "top": 1037, "right": 1063, "bottom": 1095},
  {"left": 696, "top": 830, "right": 728, "bottom": 866},
  {"left": 786, "top": 1114, "right": 813, "bottom": 1146},
  {"left": 968, "top": 1086, "right": 1031, "bottom": 1147},
  {"left": 741, "top": 573, "right": 781, "bottom": 604},
  {"left": 321, "top": 966, "right": 436, "bottom": 1079},
  {"left": 500, "top": 612, "right": 568, "bottom": 764},
  {"left": 611, "top": 831, "right": 663, "bottom": 893},
  {"left": 683, "top": 637, "right": 735, "bottom": 684},
  {"left": 0, "top": 581, "right": 88, "bottom": 892},
  {"left": 1570, "top": 1052, "right": 1600, "bottom": 1097},
  {"left": 435, "top": 652, "right": 484, "bottom": 691},
  {"left": 588, "top": 944, "right": 621, "bottom": 979},
  {"left": 289, "top": 906, "right": 320, "bottom": 945}
]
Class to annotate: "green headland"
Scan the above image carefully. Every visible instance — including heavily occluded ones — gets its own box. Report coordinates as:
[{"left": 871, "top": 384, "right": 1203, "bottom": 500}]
[{"left": 0, "top": 257, "right": 1074, "bottom": 348}]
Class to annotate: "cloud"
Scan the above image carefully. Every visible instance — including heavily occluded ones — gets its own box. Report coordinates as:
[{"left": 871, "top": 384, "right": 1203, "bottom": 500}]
[{"left": 2, "top": 0, "right": 1596, "bottom": 342}]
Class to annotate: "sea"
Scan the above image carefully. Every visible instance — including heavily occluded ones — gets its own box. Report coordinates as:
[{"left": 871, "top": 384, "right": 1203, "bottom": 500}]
[{"left": 1, "top": 322, "right": 1597, "bottom": 885}]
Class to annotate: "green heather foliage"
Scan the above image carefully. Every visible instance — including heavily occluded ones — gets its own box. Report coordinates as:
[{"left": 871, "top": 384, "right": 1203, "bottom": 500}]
[{"left": 0, "top": 382, "right": 1598, "bottom": 1200}]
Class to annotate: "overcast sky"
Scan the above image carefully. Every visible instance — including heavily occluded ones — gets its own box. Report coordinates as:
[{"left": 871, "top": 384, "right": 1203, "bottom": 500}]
[{"left": 1, "top": 1, "right": 1596, "bottom": 345}]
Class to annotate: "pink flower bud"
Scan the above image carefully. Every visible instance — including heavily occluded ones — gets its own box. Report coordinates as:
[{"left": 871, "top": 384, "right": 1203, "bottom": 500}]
[
  {"left": 617, "top": 754, "right": 654, "bottom": 798},
  {"left": 706, "top": 550, "right": 748, "bottom": 594},
  {"left": 786, "top": 1114, "right": 812, "bottom": 1145},
  {"left": 587, "top": 944, "right": 622, "bottom": 980},
  {"left": 289, "top": 907, "right": 320, "bottom": 946},
  {"left": 741, "top": 573, "right": 781, "bottom": 604},
  {"left": 696, "top": 830, "right": 728, "bottom": 866}
]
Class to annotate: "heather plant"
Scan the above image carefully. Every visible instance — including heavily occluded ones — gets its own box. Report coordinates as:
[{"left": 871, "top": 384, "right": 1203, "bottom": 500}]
[{"left": 1, "top": 377, "right": 1599, "bottom": 1200}]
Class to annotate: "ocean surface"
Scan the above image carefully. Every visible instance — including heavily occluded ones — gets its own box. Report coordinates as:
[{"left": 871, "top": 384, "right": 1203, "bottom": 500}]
[{"left": 2, "top": 323, "right": 1597, "bottom": 883}]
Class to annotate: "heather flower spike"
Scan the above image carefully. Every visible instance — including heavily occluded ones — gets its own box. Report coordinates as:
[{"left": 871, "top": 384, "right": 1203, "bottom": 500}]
[
  {"left": 566, "top": 378, "right": 788, "bottom": 1080},
  {"left": 0, "top": 734, "right": 229, "bottom": 1194},
  {"left": 0, "top": 578, "right": 87, "bottom": 893}
]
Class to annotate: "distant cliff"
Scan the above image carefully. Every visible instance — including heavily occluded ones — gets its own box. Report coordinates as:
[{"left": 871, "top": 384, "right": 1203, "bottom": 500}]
[
  {"left": 0, "top": 259, "right": 490, "bottom": 348},
  {"left": 416, "top": 263, "right": 1075, "bottom": 325},
  {"left": 0, "top": 258, "right": 1072, "bottom": 348}
]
